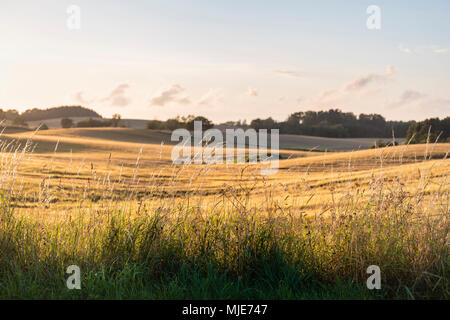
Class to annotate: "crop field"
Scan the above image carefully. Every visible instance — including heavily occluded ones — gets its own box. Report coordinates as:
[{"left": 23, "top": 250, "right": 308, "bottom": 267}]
[{"left": 0, "top": 128, "right": 448, "bottom": 299}]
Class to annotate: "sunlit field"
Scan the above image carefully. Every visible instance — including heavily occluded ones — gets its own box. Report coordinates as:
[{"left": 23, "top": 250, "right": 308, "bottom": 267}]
[{"left": 0, "top": 128, "right": 448, "bottom": 299}]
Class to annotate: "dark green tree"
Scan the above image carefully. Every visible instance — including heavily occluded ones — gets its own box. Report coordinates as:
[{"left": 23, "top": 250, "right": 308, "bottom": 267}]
[
  {"left": 61, "top": 118, "right": 74, "bottom": 128},
  {"left": 110, "top": 114, "right": 121, "bottom": 127},
  {"left": 186, "top": 116, "right": 213, "bottom": 131},
  {"left": 405, "top": 117, "right": 450, "bottom": 144}
]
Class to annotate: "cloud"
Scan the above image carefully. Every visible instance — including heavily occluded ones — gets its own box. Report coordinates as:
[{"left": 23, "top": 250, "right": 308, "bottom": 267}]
[
  {"left": 74, "top": 84, "right": 131, "bottom": 106},
  {"left": 197, "top": 88, "right": 224, "bottom": 106},
  {"left": 434, "top": 47, "right": 450, "bottom": 54},
  {"left": 274, "top": 69, "right": 301, "bottom": 78},
  {"left": 394, "top": 90, "right": 428, "bottom": 106},
  {"left": 384, "top": 90, "right": 450, "bottom": 119},
  {"left": 100, "top": 83, "right": 131, "bottom": 107},
  {"left": 299, "top": 66, "right": 395, "bottom": 108},
  {"left": 398, "top": 44, "right": 412, "bottom": 54},
  {"left": 150, "top": 84, "right": 191, "bottom": 106},
  {"left": 247, "top": 87, "right": 259, "bottom": 97},
  {"left": 74, "top": 91, "right": 93, "bottom": 105},
  {"left": 398, "top": 44, "right": 449, "bottom": 55},
  {"left": 344, "top": 66, "right": 395, "bottom": 92},
  {"left": 388, "top": 90, "right": 450, "bottom": 116}
]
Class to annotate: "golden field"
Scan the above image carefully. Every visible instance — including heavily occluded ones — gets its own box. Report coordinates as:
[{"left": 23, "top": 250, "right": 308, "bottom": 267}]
[
  {"left": 0, "top": 127, "right": 448, "bottom": 299},
  {"left": 3, "top": 127, "right": 448, "bottom": 218}
]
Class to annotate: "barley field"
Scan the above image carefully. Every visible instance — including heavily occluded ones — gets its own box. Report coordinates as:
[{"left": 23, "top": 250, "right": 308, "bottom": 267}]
[{"left": 0, "top": 128, "right": 448, "bottom": 299}]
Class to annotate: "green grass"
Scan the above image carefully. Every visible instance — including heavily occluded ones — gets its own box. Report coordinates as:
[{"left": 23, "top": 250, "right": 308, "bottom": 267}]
[
  {"left": 1, "top": 262, "right": 379, "bottom": 300},
  {"left": 0, "top": 187, "right": 447, "bottom": 300}
]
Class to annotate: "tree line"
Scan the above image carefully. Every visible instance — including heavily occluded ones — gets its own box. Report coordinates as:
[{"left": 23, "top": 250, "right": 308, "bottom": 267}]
[
  {"left": 147, "top": 109, "right": 417, "bottom": 138},
  {"left": 20, "top": 106, "right": 101, "bottom": 121},
  {"left": 61, "top": 114, "right": 122, "bottom": 128},
  {"left": 0, "top": 106, "right": 102, "bottom": 126},
  {"left": 146, "top": 109, "right": 449, "bottom": 144},
  {"left": 249, "top": 110, "right": 449, "bottom": 142},
  {"left": 249, "top": 109, "right": 414, "bottom": 138},
  {"left": 147, "top": 115, "right": 213, "bottom": 131},
  {"left": 405, "top": 117, "right": 450, "bottom": 144}
]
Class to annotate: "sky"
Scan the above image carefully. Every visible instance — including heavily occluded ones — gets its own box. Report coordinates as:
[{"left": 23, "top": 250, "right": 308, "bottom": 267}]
[{"left": 0, "top": 0, "right": 449, "bottom": 122}]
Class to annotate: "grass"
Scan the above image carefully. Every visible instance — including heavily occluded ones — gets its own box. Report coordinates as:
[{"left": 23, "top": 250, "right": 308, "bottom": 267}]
[{"left": 0, "top": 128, "right": 448, "bottom": 299}]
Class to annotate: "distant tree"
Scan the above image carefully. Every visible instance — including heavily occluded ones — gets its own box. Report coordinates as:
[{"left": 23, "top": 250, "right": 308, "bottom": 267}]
[
  {"left": 3, "top": 109, "right": 20, "bottom": 120},
  {"left": 12, "top": 116, "right": 27, "bottom": 127},
  {"left": 405, "top": 117, "right": 450, "bottom": 144},
  {"left": 165, "top": 118, "right": 184, "bottom": 131},
  {"left": 186, "top": 116, "right": 213, "bottom": 131},
  {"left": 180, "top": 115, "right": 196, "bottom": 124},
  {"left": 250, "top": 118, "right": 263, "bottom": 130},
  {"left": 255, "top": 108, "right": 416, "bottom": 138},
  {"left": 61, "top": 118, "right": 74, "bottom": 128},
  {"left": 110, "top": 114, "right": 121, "bottom": 127},
  {"left": 250, "top": 117, "right": 278, "bottom": 131},
  {"left": 148, "top": 108, "right": 426, "bottom": 139},
  {"left": 21, "top": 106, "right": 102, "bottom": 121},
  {"left": 359, "top": 113, "right": 386, "bottom": 127},
  {"left": 261, "top": 117, "right": 278, "bottom": 130},
  {"left": 76, "top": 118, "right": 111, "bottom": 128},
  {"left": 387, "top": 121, "right": 415, "bottom": 138},
  {"left": 371, "top": 139, "right": 399, "bottom": 148},
  {"left": 147, "top": 120, "right": 164, "bottom": 130}
]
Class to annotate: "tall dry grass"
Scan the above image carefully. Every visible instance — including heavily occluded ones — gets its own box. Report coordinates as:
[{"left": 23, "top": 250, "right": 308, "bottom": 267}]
[{"left": 0, "top": 131, "right": 448, "bottom": 299}]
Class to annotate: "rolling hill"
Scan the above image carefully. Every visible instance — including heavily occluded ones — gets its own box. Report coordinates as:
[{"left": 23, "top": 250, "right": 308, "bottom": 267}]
[{"left": 3, "top": 127, "right": 400, "bottom": 152}]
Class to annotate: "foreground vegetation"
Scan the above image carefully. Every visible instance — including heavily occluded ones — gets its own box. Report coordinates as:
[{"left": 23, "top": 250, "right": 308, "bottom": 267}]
[{"left": 0, "top": 128, "right": 448, "bottom": 299}]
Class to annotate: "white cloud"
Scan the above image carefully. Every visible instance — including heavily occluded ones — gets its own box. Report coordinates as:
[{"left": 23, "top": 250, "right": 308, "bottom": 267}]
[
  {"left": 398, "top": 44, "right": 450, "bottom": 55},
  {"left": 74, "top": 83, "right": 131, "bottom": 107},
  {"left": 344, "top": 66, "right": 394, "bottom": 92},
  {"left": 274, "top": 69, "right": 301, "bottom": 78},
  {"left": 100, "top": 83, "right": 131, "bottom": 107},
  {"left": 389, "top": 90, "right": 449, "bottom": 108},
  {"left": 300, "top": 66, "right": 396, "bottom": 107},
  {"left": 74, "top": 91, "right": 93, "bottom": 105},
  {"left": 434, "top": 47, "right": 450, "bottom": 54},
  {"left": 149, "top": 84, "right": 191, "bottom": 107},
  {"left": 387, "top": 90, "right": 450, "bottom": 118},
  {"left": 398, "top": 44, "right": 412, "bottom": 54},
  {"left": 395, "top": 90, "right": 427, "bottom": 106},
  {"left": 197, "top": 88, "right": 224, "bottom": 106}
]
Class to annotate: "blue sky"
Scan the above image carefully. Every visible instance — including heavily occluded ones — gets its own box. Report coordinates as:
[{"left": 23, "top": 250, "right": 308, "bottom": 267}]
[{"left": 1, "top": 0, "right": 449, "bottom": 122}]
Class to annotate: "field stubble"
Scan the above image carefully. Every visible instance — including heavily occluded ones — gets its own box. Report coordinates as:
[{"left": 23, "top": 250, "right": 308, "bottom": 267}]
[{"left": 0, "top": 128, "right": 448, "bottom": 299}]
